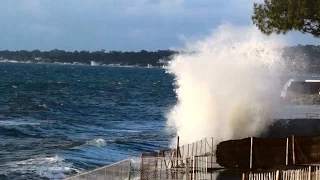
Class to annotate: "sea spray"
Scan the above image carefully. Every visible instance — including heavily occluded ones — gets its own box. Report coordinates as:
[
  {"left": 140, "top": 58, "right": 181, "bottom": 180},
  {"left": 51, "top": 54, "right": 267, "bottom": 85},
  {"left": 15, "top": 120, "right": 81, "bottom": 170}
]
[{"left": 166, "top": 24, "right": 288, "bottom": 146}]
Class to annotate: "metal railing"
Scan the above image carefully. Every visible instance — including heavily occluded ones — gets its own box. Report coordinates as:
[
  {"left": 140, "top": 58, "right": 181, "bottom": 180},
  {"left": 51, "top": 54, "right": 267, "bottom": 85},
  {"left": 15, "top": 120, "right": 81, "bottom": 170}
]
[
  {"left": 242, "top": 166, "right": 320, "bottom": 180},
  {"left": 64, "top": 155, "right": 221, "bottom": 180},
  {"left": 65, "top": 159, "right": 131, "bottom": 180},
  {"left": 64, "top": 136, "right": 223, "bottom": 180}
]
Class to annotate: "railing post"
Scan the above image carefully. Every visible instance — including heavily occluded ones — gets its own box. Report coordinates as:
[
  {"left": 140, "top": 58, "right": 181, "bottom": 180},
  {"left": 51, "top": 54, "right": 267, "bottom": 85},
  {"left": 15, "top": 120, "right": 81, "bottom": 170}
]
[
  {"left": 204, "top": 138, "right": 206, "bottom": 155},
  {"left": 112, "top": 160, "right": 114, "bottom": 179},
  {"left": 250, "top": 137, "right": 253, "bottom": 169},
  {"left": 195, "top": 141, "right": 198, "bottom": 156},
  {"left": 292, "top": 135, "right": 296, "bottom": 165},
  {"left": 286, "top": 137, "right": 289, "bottom": 165},
  {"left": 128, "top": 159, "right": 132, "bottom": 180},
  {"left": 193, "top": 156, "right": 196, "bottom": 180},
  {"left": 176, "top": 136, "right": 180, "bottom": 167},
  {"left": 308, "top": 166, "right": 311, "bottom": 180},
  {"left": 187, "top": 144, "right": 190, "bottom": 158},
  {"left": 276, "top": 170, "right": 279, "bottom": 180},
  {"left": 186, "top": 158, "right": 190, "bottom": 180},
  {"left": 200, "top": 139, "right": 203, "bottom": 155}
]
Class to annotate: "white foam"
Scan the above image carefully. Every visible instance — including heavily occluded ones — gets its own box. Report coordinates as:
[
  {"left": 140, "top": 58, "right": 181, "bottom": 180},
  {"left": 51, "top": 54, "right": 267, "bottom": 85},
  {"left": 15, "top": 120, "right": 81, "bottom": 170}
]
[
  {"left": 86, "top": 138, "right": 107, "bottom": 147},
  {"left": 0, "top": 120, "right": 41, "bottom": 126},
  {"left": 9, "top": 155, "right": 80, "bottom": 179},
  {"left": 166, "top": 24, "right": 288, "bottom": 146}
]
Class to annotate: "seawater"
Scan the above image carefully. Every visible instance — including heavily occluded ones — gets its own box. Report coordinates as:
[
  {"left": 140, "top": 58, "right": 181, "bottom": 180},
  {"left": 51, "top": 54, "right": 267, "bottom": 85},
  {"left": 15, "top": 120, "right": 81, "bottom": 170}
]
[{"left": 0, "top": 62, "right": 176, "bottom": 180}]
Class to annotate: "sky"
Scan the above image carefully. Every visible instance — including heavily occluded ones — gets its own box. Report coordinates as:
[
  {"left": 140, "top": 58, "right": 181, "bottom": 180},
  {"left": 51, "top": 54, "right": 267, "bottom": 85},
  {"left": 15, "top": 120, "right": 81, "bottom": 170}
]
[{"left": 0, "top": 0, "right": 319, "bottom": 51}]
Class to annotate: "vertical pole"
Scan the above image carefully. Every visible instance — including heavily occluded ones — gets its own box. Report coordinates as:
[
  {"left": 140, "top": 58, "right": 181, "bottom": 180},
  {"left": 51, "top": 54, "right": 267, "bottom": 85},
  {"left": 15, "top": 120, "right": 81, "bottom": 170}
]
[
  {"left": 250, "top": 137, "right": 253, "bottom": 169},
  {"left": 105, "top": 165, "right": 107, "bottom": 179},
  {"left": 187, "top": 144, "right": 190, "bottom": 158},
  {"left": 112, "top": 162, "right": 115, "bottom": 180},
  {"left": 176, "top": 136, "right": 179, "bottom": 167},
  {"left": 193, "top": 156, "right": 195, "bottom": 180},
  {"left": 205, "top": 138, "right": 207, "bottom": 156},
  {"left": 276, "top": 170, "right": 279, "bottom": 180},
  {"left": 292, "top": 135, "right": 296, "bottom": 165},
  {"left": 242, "top": 173, "right": 245, "bottom": 180},
  {"left": 200, "top": 139, "right": 203, "bottom": 155},
  {"left": 192, "top": 143, "right": 194, "bottom": 157},
  {"left": 128, "top": 159, "right": 132, "bottom": 180},
  {"left": 308, "top": 166, "right": 311, "bottom": 180},
  {"left": 206, "top": 156, "right": 208, "bottom": 173},
  {"left": 160, "top": 156, "right": 162, "bottom": 180},
  {"left": 195, "top": 142, "right": 198, "bottom": 156},
  {"left": 186, "top": 158, "right": 190, "bottom": 180},
  {"left": 140, "top": 155, "right": 143, "bottom": 180},
  {"left": 286, "top": 138, "right": 289, "bottom": 165},
  {"left": 211, "top": 137, "right": 213, "bottom": 172},
  {"left": 211, "top": 137, "right": 214, "bottom": 154},
  {"left": 120, "top": 161, "right": 123, "bottom": 179}
]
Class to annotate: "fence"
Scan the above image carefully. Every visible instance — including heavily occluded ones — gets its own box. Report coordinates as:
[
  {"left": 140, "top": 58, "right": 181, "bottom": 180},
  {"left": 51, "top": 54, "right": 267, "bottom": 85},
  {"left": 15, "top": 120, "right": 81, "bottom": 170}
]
[
  {"left": 242, "top": 166, "right": 320, "bottom": 180},
  {"left": 64, "top": 159, "right": 131, "bottom": 180},
  {"left": 216, "top": 135, "right": 320, "bottom": 169},
  {"left": 65, "top": 156, "right": 218, "bottom": 180},
  {"left": 142, "top": 137, "right": 215, "bottom": 160}
]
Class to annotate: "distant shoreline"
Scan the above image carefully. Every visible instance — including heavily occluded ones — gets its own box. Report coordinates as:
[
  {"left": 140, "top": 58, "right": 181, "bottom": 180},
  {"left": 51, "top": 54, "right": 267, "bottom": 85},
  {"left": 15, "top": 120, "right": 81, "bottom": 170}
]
[
  {"left": 2, "top": 45, "right": 320, "bottom": 72},
  {"left": 0, "top": 59, "right": 164, "bottom": 69},
  {"left": 0, "top": 49, "right": 175, "bottom": 68}
]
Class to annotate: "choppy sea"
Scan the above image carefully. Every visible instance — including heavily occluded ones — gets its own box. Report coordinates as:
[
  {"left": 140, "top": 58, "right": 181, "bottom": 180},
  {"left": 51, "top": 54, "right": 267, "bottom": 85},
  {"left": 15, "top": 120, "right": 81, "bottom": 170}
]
[{"left": 0, "top": 63, "right": 177, "bottom": 180}]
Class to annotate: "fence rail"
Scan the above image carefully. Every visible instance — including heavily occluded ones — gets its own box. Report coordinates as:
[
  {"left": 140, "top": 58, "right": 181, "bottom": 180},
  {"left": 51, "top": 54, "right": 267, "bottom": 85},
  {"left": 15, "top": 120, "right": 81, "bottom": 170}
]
[
  {"left": 64, "top": 155, "right": 221, "bottom": 180},
  {"left": 65, "top": 159, "right": 131, "bottom": 180},
  {"left": 242, "top": 166, "right": 320, "bottom": 180}
]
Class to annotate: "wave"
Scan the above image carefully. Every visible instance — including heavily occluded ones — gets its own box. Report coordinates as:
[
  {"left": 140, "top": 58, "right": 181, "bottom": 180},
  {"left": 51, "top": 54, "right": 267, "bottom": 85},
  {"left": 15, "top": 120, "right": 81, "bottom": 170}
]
[
  {"left": 0, "top": 120, "right": 41, "bottom": 126},
  {"left": 53, "top": 62, "right": 86, "bottom": 66},
  {"left": 0, "top": 126, "right": 39, "bottom": 138},
  {"left": 166, "top": 24, "right": 289, "bottom": 146},
  {"left": 85, "top": 138, "right": 107, "bottom": 147},
  {"left": 8, "top": 155, "right": 80, "bottom": 179}
]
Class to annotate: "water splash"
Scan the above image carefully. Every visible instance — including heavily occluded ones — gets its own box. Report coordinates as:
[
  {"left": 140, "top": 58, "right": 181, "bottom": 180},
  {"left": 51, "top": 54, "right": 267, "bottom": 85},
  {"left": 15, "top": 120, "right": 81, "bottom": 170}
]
[{"left": 166, "top": 24, "right": 288, "bottom": 146}]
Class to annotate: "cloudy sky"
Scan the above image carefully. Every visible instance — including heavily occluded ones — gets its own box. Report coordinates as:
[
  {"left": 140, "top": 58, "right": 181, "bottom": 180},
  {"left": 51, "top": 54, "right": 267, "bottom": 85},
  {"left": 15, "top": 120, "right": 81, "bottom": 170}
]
[{"left": 0, "top": 0, "right": 319, "bottom": 51}]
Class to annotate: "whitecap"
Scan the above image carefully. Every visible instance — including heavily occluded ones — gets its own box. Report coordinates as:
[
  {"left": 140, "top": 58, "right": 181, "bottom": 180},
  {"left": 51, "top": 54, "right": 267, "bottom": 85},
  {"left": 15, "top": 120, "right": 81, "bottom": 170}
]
[
  {"left": 0, "top": 120, "right": 41, "bottom": 126},
  {"left": 38, "top": 104, "right": 47, "bottom": 108},
  {"left": 8, "top": 155, "right": 80, "bottom": 179},
  {"left": 86, "top": 138, "right": 107, "bottom": 147}
]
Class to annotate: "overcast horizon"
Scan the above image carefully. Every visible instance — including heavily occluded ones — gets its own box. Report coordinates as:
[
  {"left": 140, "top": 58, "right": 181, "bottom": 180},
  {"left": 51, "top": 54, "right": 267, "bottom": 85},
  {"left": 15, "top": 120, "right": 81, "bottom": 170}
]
[{"left": 1, "top": 0, "right": 319, "bottom": 52}]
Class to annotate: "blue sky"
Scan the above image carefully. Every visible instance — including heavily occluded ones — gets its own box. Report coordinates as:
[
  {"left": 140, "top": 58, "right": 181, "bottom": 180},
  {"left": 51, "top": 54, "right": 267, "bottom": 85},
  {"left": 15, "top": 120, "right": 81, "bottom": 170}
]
[{"left": 0, "top": 0, "right": 319, "bottom": 51}]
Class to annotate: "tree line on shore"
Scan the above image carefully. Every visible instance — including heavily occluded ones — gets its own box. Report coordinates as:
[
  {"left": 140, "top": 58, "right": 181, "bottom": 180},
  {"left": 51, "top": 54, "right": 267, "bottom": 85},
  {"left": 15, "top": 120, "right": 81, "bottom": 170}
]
[
  {"left": 0, "top": 49, "right": 175, "bottom": 67},
  {"left": 1, "top": 45, "right": 320, "bottom": 72}
]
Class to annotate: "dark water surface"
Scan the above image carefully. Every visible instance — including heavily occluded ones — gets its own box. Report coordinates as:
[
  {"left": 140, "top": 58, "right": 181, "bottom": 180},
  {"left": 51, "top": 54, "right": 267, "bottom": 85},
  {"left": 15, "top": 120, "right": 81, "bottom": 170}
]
[{"left": 0, "top": 63, "right": 177, "bottom": 179}]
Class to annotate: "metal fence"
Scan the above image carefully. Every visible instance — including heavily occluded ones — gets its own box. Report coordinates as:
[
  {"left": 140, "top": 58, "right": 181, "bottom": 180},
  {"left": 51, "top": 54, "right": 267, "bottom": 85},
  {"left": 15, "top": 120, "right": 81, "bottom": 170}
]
[
  {"left": 65, "top": 159, "right": 131, "bottom": 180},
  {"left": 142, "top": 137, "right": 215, "bottom": 160},
  {"left": 64, "top": 137, "right": 219, "bottom": 180},
  {"left": 179, "top": 137, "right": 215, "bottom": 159},
  {"left": 242, "top": 166, "right": 320, "bottom": 180},
  {"left": 64, "top": 156, "right": 220, "bottom": 180}
]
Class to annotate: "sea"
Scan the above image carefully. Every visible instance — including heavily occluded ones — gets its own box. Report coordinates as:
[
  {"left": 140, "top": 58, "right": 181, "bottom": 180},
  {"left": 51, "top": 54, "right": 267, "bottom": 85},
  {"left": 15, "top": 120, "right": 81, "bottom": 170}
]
[{"left": 0, "top": 62, "right": 177, "bottom": 180}]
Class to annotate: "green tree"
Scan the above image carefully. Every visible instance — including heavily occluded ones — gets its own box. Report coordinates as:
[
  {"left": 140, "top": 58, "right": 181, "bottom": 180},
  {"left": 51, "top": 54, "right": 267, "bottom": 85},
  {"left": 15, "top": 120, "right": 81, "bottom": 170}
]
[{"left": 252, "top": 0, "right": 320, "bottom": 37}]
